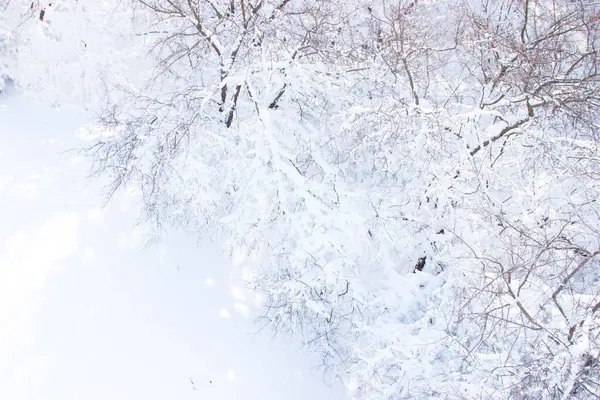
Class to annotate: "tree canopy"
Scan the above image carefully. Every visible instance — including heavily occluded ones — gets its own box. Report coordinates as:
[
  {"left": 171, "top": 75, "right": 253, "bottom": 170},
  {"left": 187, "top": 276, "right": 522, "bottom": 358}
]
[{"left": 2, "top": 1, "right": 600, "bottom": 398}]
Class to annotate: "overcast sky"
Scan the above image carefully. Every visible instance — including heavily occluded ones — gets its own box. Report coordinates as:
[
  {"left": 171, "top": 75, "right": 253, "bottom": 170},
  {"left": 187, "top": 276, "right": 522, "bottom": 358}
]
[{"left": 0, "top": 94, "right": 349, "bottom": 400}]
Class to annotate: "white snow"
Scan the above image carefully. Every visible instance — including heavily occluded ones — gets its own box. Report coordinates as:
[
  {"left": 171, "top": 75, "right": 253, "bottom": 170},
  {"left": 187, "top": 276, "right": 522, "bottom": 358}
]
[{"left": 0, "top": 94, "right": 348, "bottom": 400}]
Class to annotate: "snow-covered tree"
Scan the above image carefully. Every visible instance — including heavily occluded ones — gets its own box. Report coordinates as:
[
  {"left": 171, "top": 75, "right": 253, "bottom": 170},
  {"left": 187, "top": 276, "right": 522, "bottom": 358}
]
[{"left": 2, "top": 0, "right": 600, "bottom": 398}]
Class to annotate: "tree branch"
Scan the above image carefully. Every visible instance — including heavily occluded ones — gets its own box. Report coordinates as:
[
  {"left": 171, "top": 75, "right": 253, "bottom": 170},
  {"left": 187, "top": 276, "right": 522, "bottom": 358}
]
[{"left": 470, "top": 118, "right": 529, "bottom": 157}]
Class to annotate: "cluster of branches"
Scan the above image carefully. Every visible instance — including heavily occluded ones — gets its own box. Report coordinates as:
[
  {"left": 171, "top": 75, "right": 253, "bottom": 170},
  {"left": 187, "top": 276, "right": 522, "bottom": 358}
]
[{"left": 17, "top": 0, "right": 596, "bottom": 398}]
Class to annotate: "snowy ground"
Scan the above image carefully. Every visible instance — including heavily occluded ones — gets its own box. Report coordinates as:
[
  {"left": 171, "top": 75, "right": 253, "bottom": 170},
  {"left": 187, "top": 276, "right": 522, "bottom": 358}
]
[{"left": 0, "top": 94, "right": 348, "bottom": 400}]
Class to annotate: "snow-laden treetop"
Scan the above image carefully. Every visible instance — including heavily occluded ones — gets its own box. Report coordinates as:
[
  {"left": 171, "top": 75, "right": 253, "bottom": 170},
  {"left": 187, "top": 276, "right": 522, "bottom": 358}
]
[{"left": 3, "top": 1, "right": 600, "bottom": 399}]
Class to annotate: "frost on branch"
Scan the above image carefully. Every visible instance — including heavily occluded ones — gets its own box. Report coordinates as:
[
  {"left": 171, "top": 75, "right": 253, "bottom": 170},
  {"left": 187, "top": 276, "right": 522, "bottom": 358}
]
[{"left": 6, "top": 0, "right": 600, "bottom": 399}]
